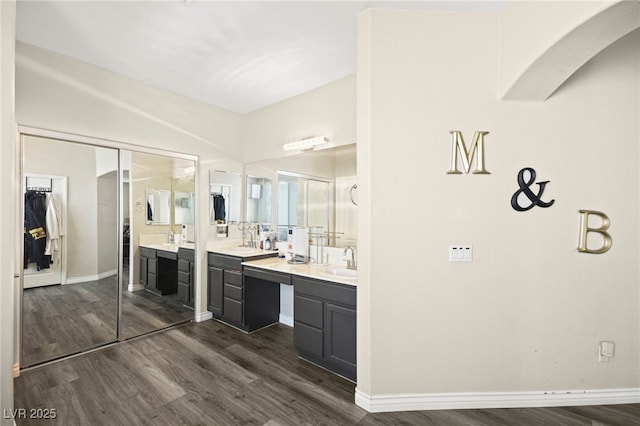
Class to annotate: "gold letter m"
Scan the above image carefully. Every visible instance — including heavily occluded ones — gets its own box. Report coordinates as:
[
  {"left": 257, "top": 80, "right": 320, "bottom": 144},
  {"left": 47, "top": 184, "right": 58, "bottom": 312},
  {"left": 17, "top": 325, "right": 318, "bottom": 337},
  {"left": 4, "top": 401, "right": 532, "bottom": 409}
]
[{"left": 447, "top": 131, "right": 490, "bottom": 174}]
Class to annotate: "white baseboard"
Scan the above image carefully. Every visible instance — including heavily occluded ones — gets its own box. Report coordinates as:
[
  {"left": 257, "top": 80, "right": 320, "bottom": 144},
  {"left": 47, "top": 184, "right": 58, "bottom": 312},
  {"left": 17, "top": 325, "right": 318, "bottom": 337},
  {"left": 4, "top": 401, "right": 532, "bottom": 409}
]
[
  {"left": 354, "top": 387, "right": 640, "bottom": 413},
  {"left": 279, "top": 313, "right": 293, "bottom": 327},
  {"left": 65, "top": 269, "right": 117, "bottom": 285},
  {"left": 196, "top": 311, "right": 213, "bottom": 322},
  {"left": 127, "top": 283, "right": 144, "bottom": 292}
]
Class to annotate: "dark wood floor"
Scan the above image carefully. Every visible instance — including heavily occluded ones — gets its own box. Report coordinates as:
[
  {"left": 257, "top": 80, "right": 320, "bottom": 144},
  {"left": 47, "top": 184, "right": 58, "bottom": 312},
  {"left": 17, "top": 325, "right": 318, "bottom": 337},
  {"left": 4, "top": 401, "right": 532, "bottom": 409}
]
[
  {"left": 22, "top": 274, "right": 193, "bottom": 367},
  {"left": 14, "top": 320, "right": 640, "bottom": 425}
]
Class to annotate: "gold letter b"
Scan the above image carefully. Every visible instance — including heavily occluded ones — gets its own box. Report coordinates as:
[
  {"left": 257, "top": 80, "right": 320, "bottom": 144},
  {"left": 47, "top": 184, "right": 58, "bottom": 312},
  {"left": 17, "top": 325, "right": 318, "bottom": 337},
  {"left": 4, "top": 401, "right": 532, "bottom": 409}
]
[{"left": 578, "top": 210, "right": 612, "bottom": 254}]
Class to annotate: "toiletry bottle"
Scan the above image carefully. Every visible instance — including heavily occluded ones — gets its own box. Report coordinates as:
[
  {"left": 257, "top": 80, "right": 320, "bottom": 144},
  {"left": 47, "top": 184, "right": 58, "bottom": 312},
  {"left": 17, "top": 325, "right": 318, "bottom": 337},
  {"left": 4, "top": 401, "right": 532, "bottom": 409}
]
[{"left": 265, "top": 236, "right": 271, "bottom": 251}]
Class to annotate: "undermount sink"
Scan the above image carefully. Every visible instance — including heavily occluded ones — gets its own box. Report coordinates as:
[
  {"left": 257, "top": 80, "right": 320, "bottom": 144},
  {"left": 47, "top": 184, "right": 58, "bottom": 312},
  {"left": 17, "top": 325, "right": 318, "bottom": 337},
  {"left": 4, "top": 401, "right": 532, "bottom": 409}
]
[
  {"left": 230, "top": 246, "right": 258, "bottom": 252},
  {"left": 321, "top": 267, "right": 357, "bottom": 279}
]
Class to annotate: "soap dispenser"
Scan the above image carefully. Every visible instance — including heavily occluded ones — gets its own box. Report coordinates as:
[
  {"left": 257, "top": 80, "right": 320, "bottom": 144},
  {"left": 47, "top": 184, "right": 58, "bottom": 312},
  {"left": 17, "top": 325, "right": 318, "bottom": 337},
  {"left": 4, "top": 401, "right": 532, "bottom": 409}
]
[{"left": 264, "top": 236, "right": 271, "bottom": 251}]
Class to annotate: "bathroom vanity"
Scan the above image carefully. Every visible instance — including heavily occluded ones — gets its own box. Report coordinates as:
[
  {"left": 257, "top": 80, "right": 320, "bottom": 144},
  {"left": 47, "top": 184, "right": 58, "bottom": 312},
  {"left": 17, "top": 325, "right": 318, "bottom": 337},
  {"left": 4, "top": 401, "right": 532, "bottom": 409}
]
[
  {"left": 207, "top": 248, "right": 357, "bottom": 381},
  {"left": 140, "top": 246, "right": 177, "bottom": 295},
  {"left": 207, "top": 247, "right": 279, "bottom": 331},
  {"left": 140, "top": 244, "right": 195, "bottom": 304}
]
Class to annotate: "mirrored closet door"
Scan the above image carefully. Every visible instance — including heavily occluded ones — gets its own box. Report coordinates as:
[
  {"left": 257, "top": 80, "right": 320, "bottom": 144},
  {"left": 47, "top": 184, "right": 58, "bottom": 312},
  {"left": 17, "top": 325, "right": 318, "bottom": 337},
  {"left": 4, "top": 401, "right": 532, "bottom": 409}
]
[
  {"left": 21, "top": 135, "right": 119, "bottom": 367},
  {"left": 20, "top": 131, "right": 197, "bottom": 368},
  {"left": 120, "top": 150, "right": 195, "bottom": 339}
]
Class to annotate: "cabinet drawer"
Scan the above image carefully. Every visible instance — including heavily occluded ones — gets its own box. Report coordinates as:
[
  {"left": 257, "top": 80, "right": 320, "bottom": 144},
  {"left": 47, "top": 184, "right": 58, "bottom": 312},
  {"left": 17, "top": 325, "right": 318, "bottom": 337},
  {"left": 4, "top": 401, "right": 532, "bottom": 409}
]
[
  {"left": 208, "top": 253, "right": 242, "bottom": 271},
  {"left": 157, "top": 249, "right": 178, "bottom": 261},
  {"left": 148, "top": 258, "right": 157, "bottom": 274},
  {"left": 293, "top": 276, "right": 356, "bottom": 308},
  {"left": 243, "top": 267, "right": 291, "bottom": 285},
  {"left": 224, "top": 283, "right": 243, "bottom": 301},
  {"left": 224, "top": 298, "right": 243, "bottom": 324},
  {"left": 224, "top": 270, "right": 242, "bottom": 286},
  {"left": 178, "top": 248, "right": 195, "bottom": 262},
  {"left": 178, "top": 270, "right": 190, "bottom": 284},
  {"left": 294, "top": 295, "right": 323, "bottom": 328},
  {"left": 139, "top": 247, "right": 156, "bottom": 259},
  {"left": 293, "top": 321, "right": 323, "bottom": 358},
  {"left": 178, "top": 259, "right": 190, "bottom": 272}
]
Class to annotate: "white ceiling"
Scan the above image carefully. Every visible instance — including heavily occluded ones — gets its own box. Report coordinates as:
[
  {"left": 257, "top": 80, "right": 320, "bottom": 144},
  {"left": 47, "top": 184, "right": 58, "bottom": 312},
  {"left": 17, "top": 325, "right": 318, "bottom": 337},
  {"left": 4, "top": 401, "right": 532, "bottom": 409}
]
[{"left": 16, "top": 1, "right": 508, "bottom": 114}]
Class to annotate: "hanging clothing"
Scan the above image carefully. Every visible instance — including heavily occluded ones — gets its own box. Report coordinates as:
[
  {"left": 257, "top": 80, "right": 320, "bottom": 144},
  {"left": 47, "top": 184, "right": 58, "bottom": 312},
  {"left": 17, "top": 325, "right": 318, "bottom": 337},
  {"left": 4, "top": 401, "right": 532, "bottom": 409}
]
[
  {"left": 24, "top": 190, "right": 51, "bottom": 270},
  {"left": 44, "top": 193, "right": 62, "bottom": 266},
  {"left": 213, "top": 194, "right": 226, "bottom": 221}
]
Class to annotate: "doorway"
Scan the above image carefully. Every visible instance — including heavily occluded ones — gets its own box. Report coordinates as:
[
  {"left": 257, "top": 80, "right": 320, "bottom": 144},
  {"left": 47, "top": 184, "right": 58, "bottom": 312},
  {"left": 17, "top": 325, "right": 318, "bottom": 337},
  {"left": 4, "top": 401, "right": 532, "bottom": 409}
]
[{"left": 23, "top": 174, "right": 66, "bottom": 289}]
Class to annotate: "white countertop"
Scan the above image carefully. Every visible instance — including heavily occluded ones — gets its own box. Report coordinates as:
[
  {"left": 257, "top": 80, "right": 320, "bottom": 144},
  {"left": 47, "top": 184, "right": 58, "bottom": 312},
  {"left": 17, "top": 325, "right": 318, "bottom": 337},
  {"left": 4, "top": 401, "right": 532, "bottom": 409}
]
[
  {"left": 208, "top": 246, "right": 280, "bottom": 258},
  {"left": 140, "top": 242, "right": 195, "bottom": 253},
  {"left": 241, "top": 257, "right": 357, "bottom": 287}
]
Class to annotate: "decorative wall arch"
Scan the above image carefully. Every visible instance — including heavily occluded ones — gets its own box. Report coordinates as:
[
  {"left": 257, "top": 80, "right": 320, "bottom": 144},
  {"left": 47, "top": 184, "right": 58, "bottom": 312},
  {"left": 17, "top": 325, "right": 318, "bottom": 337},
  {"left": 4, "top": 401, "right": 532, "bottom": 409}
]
[{"left": 501, "top": 1, "right": 640, "bottom": 101}]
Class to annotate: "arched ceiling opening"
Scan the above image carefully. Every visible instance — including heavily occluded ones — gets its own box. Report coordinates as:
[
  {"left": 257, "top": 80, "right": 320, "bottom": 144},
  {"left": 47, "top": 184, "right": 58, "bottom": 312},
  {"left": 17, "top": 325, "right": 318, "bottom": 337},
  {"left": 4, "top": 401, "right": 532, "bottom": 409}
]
[{"left": 501, "top": 1, "right": 639, "bottom": 101}]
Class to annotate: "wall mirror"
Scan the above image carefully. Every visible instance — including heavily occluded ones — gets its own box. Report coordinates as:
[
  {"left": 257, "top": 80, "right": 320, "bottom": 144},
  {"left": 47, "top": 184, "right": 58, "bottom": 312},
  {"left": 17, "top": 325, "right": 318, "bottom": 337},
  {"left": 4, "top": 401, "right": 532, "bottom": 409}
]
[
  {"left": 245, "top": 144, "right": 356, "bottom": 248},
  {"left": 246, "top": 176, "right": 272, "bottom": 225},
  {"left": 209, "top": 170, "right": 241, "bottom": 224},
  {"left": 146, "top": 189, "right": 171, "bottom": 225}
]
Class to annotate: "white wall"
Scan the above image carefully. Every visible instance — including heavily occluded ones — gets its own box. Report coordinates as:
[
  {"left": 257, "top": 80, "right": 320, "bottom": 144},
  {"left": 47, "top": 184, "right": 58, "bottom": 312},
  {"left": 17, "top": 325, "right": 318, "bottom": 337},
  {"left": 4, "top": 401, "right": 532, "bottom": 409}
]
[
  {"left": 357, "top": 7, "right": 638, "bottom": 409},
  {"left": 0, "top": 1, "right": 16, "bottom": 422},
  {"left": 242, "top": 74, "right": 356, "bottom": 163}
]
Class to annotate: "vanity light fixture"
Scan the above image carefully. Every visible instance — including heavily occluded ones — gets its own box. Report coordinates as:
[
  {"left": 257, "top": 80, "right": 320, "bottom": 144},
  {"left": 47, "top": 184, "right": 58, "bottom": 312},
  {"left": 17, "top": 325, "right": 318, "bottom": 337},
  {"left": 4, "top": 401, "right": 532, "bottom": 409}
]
[{"left": 283, "top": 136, "right": 329, "bottom": 152}]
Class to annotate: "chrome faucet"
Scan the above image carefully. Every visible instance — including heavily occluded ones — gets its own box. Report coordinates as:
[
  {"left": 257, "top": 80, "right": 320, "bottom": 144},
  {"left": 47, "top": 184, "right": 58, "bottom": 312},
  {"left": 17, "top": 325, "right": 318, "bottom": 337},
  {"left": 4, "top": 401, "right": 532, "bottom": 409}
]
[
  {"left": 344, "top": 246, "right": 357, "bottom": 270},
  {"left": 239, "top": 221, "right": 256, "bottom": 248},
  {"left": 242, "top": 229, "right": 255, "bottom": 248}
]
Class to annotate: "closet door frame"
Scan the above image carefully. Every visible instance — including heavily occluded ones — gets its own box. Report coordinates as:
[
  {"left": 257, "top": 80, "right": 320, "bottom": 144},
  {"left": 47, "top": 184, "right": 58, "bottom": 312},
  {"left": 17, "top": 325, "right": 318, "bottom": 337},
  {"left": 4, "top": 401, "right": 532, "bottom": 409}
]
[{"left": 16, "top": 125, "right": 199, "bottom": 369}]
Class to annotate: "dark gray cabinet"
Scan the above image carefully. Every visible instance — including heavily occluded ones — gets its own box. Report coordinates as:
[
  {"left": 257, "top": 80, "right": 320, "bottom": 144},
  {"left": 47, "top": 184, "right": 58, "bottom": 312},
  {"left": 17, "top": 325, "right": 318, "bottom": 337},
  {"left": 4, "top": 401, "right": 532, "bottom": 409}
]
[
  {"left": 139, "top": 247, "right": 157, "bottom": 292},
  {"left": 139, "top": 246, "right": 177, "bottom": 296},
  {"left": 293, "top": 276, "right": 356, "bottom": 381},
  {"left": 207, "top": 252, "right": 278, "bottom": 331},
  {"left": 207, "top": 265, "right": 224, "bottom": 316},
  {"left": 177, "top": 248, "right": 195, "bottom": 308}
]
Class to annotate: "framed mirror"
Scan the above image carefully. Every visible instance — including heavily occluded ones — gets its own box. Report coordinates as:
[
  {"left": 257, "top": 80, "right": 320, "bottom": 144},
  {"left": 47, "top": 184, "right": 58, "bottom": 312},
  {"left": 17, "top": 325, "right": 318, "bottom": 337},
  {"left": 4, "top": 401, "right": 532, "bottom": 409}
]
[
  {"left": 209, "top": 170, "right": 241, "bottom": 225},
  {"left": 145, "top": 189, "right": 170, "bottom": 225},
  {"left": 174, "top": 191, "right": 195, "bottom": 225},
  {"left": 246, "top": 175, "right": 272, "bottom": 225}
]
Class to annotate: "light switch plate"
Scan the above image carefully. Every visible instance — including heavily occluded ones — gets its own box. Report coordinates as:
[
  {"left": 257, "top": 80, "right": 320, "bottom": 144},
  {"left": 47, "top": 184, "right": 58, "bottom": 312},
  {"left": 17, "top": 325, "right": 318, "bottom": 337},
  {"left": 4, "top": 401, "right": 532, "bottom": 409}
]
[
  {"left": 599, "top": 341, "right": 614, "bottom": 362},
  {"left": 449, "top": 245, "right": 472, "bottom": 262}
]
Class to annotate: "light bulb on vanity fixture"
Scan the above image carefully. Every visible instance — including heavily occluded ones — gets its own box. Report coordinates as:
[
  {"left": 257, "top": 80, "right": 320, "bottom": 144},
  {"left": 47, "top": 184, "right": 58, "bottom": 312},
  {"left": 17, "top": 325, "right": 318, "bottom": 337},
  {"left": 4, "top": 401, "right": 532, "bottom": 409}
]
[{"left": 283, "top": 136, "right": 329, "bottom": 152}]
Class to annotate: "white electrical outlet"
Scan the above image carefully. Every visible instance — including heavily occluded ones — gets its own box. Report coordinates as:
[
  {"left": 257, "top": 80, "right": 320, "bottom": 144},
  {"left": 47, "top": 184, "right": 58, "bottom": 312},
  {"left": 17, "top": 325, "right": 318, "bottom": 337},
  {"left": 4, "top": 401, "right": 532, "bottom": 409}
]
[{"left": 449, "top": 245, "right": 472, "bottom": 262}]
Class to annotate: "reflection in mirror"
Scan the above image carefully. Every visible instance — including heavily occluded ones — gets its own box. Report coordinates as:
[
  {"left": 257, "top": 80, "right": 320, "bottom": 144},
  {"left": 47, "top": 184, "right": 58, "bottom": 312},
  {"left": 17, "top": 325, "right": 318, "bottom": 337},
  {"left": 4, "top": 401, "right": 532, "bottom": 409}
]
[
  {"left": 209, "top": 170, "right": 241, "bottom": 224},
  {"left": 123, "top": 151, "right": 195, "bottom": 339},
  {"left": 245, "top": 144, "right": 356, "bottom": 248},
  {"left": 22, "top": 135, "right": 119, "bottom": 367},
  {"left": 277, "top": 173, "right": 330, "bottom": 243},
  {"left": 174, "top": 191, "right": 195, "bottom": 225},
  {"left": 146, "top": 189, "right": 171, "bottom": 225},
  {"left": 247, "top": 176, "right": 272, "bottom": 225}
]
